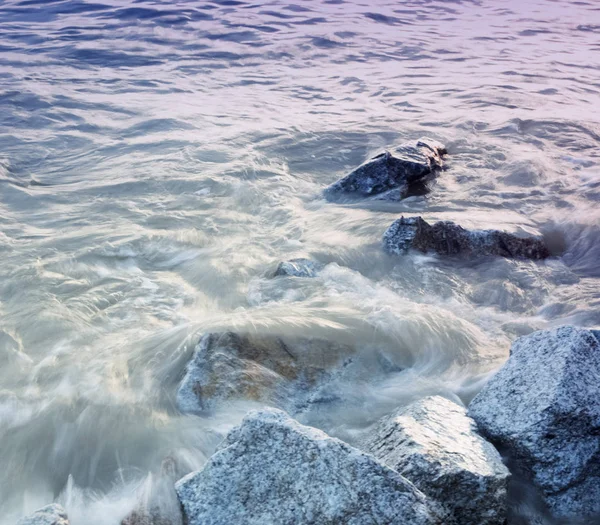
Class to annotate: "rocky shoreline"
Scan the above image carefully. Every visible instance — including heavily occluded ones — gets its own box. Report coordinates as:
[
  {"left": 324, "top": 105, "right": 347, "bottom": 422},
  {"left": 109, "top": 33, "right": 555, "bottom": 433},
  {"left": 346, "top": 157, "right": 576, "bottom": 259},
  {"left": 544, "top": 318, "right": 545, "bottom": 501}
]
[{"left": 18, "top": 141, "right": 598, "bottom": 525}]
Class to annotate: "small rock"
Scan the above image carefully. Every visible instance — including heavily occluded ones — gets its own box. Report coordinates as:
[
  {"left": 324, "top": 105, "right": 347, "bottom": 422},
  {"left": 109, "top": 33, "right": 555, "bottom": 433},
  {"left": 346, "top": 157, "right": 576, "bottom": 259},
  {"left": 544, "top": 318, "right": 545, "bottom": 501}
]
[
  {"left": 469, "top": 326, "right": 600, "bottom": 519},
  {"left": 176, "top": 332, "right": 354, "bottom": 414},
  {"left": 383, "top": 216, "right": 550, "bottom": 259},
  {"left": 324, "top": 137, "right": 446, "bottom": 200},
  {"left": 120, "top": 458, "right": 182, "bottom": 525},
  {"left": 175, "top": 408, "right": 441, "bottom": 525},
  {"left": 273, "top": 258, "right": 322, "bottom": 278},
  {"left": 364, "top": 396, "right": 509, "bottom": 525},
  {"left": 16, "top": 504, "right": 69, "bottom": 525}
]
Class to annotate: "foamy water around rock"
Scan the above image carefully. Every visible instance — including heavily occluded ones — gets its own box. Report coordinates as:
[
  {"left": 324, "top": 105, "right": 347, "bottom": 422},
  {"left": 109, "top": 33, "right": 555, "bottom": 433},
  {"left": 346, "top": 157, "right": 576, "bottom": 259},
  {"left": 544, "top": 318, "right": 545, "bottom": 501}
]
[{"left": 1, "top": 0, "right": 599, "bottom": 523}]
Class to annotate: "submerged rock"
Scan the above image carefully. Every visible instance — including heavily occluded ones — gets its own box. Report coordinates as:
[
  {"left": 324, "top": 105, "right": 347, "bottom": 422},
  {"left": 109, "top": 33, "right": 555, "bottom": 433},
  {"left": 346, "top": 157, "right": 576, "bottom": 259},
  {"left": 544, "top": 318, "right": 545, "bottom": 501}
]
[
  {"left": 120, "top": 458, "right": 182, "bottom": 525},
  {"left": 365, "top": 396, "right": 509, "bottom": 525},
  {"left": 176, "top": 332, "right": 354, "bottom": 414},
  {"left": 17, "top": 504, "right": 69, "bottom": 525},
  {"left": 383, "top": 216, "right": 550, "bottom": 259},
  {"left": 273, "top": 258, "right": 322, "bottom": 278},
  {"left": 175, "top": 408, "right": 441, "bottom": 525},
  {"left": 325, "top": 137, "right": 446, "bottom": 200},
  {"left": 469, "top": 326, "right": 600, "bottom": 519}
]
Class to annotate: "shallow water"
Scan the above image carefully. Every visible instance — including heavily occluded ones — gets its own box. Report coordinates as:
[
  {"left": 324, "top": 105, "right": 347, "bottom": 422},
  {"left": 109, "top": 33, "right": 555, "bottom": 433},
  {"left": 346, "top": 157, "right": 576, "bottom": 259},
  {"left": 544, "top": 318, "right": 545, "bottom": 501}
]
[{"left": 1, "top": 0, "right": 600, "bottom": 522}]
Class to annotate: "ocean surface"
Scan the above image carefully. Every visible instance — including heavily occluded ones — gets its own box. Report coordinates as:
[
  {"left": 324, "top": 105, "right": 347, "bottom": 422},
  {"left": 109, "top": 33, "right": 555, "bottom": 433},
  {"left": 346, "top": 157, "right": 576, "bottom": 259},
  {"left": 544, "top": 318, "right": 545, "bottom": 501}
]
[{"left": 1, "top": 0, "right": 600, "bottom": 523}]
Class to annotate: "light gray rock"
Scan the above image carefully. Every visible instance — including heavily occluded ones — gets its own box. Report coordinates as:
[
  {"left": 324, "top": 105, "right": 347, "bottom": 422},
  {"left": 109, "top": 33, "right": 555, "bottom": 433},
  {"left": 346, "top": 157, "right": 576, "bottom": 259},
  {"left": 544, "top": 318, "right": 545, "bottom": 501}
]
[
  {"left": 364, "top": 396, "right": 509, "bottom": 525},
  {"left": 469, "top": 326, "right": 600, "bottom": 519},
  {"left": 383, "top": 216, "right": 550, "bottom": 260},
  {"left": 175, "top": 408, "right": 442, "bottom": 525},
  {"left": 176, "top": 332, "right": 354, "bottom": 415},
  {"left": 16, "top": 504, "right": 69, "bottom": 525},
  {"left": 324, "top": 137, "right": 446, "bottom": 200},
  {"left": 273, "top": 258, "right": 322, "bottom": 278}
]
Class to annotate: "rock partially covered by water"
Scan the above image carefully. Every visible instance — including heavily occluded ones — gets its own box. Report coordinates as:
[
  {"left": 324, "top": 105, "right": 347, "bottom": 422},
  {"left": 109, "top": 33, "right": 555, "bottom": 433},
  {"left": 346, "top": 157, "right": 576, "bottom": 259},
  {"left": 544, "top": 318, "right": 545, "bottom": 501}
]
[
  {"left": 469, "top": 326, "right": 600, "bottom": 519},
  {"left": 365, "top": 396, "right": 509, "bottom": 525},
  {"left": 17, "top": 504, "right": 69, "bottom": 525},
  {"left": 383, "top": 216, "right": 550, "bottom": 259},
  {"left": 175, "top": 408, "right": 440, "bottom": 525},
  {"left": 273, "top": 258, "right": 322, "bottom": 278},
  {"left": 325, "top": 137, "right": 446, "bottom": 200},
  {"left": 176, "top": 332, "right": 354, "bottom": 414}
]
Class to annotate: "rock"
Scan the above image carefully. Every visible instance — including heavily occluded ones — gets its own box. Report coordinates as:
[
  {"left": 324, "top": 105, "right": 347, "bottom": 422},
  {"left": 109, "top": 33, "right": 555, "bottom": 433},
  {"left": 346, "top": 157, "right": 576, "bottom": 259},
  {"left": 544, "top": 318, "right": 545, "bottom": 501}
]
[
  {"left": 121, "top": 511, "right": 173, "bottom": 525},
  {"left": 273, "top": 258, "right": 322, "bottom": 278},
  {"left": 324, "top": 137, "right": 446, "bottom": 200},
  {"left": 176, "top": 332, "right": 354, "bottom": 414},
  {"left": 364, "top": 396, "right": 509, "bottom": 525},
  {"left": 469, "top": 326, "right": 600, "bottom": 519},
  {"left": 16, "top": 504, "right": 69, "bottom": 525},
  {"left": 120, "top": 458, "right": 182, "bottom": 525},
  {"left": 383, "top": 216, "right": 550, "bottom": 260},
  {"left": 175, "top": 408, "right": 441, "bottom": 525}
]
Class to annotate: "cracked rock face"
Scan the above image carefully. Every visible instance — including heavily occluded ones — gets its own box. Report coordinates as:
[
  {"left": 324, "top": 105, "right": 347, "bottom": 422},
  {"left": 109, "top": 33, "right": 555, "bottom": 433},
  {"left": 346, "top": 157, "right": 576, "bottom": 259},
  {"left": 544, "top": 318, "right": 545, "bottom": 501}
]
[
  {"left": 17, "top": 504, "right": 69, "bottom": 525},
  {"left": 176, "top": 332, "right": 354, "bottom": 415},
  {"left": 364, "top": 396, "right": 509, "bottom": 525},
  {"left": 273, "top": 258, "right": 322, "bottom": 278},
  {"left": 469, "top": 326, "right": 600, "bottom": 519},
  {"left": 175, "top": 408, "right": 441, "bottom": 525},
  {"left": 383, "top": 216, "right": 550, "bottom": 260},
  {"left": 324, "top": 137, "right": 446, "bottom": 200}
]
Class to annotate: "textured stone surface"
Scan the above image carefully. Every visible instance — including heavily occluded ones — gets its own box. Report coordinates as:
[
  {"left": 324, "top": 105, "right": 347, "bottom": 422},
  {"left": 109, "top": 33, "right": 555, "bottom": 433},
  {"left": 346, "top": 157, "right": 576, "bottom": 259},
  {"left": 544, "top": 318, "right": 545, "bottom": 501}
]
[
  {"left": 383, "top": 216, "right": 550, "bottom": 259},
  {"left": 324, "top": 137, "right": 446, "bottom": 199},
  {"left": 175, "top": 408, "right": 441, "bottom": 525},
  {"left": 273, "top": 258, "right": 322, "bottom": 278},
  {"left": 176, "top": 332, "right": 354, "bottom": 414},
  {"left": 365, "top": 396, "right": 509, "bottom": 525},
  {"left": 17, "top": 504, "right": 69, "bottom": 525},
  {"left": 469, "top": 326, "right": 600, "bottom": 519}
]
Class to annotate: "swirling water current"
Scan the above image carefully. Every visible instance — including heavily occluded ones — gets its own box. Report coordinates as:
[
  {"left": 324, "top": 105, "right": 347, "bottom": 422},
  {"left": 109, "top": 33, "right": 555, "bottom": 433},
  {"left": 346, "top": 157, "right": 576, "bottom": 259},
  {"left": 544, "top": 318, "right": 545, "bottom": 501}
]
[{"left": 1, "top": 0, "right": 600, "bottom": 523}]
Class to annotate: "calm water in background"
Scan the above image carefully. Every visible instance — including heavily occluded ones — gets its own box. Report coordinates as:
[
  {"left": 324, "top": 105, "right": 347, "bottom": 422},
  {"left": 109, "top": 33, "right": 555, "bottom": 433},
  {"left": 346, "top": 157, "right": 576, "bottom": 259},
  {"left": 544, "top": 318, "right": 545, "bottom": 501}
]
[{"left": 1, "top": 0, "right": 600, "bottom": 522}]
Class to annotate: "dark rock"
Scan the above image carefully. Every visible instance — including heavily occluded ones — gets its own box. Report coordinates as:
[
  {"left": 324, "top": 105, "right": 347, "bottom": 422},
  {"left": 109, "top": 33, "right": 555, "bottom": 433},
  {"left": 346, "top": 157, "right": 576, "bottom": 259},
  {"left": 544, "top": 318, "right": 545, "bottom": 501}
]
[
  {"left": 16, "top": 504, "right": 69, "bottom": 525},
  {"left": 176, "top": 332, "right": 354, "bottom": 414},
  {"left": 175, "top": 408, "right": 442, "bottom": 525},
  {"left": 324, "top": 137, "right": 446, "bottom": 200},
  {"left": 469, "top": 326, "right": 600, "bottom": 519},
  {"left": 383, "top": 216, "right": 550, "bottom": 260},
  {"left": 364, "top": 396, "right": 509, "bottom": 525},
  {"left": 273, "top": 258, "right": 322, "bottom": 278}
]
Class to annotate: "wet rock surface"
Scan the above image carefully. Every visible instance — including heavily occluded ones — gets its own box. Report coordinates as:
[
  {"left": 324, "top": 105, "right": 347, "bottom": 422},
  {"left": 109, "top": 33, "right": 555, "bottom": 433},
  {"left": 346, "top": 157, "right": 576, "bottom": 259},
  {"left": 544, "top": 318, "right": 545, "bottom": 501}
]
[
  {"left": 175, "top": 408, "right": 441, "bottom": 525},
  {"left": 383, "top": 216, "right": 550, "bottom": 259},
  {"left": 16, "top": 504, "right": 69, "bottom": 525},
  {"left": 176, "top": 332, "right": 354, "bottom": 414},
  {"left": 273, "top": 258, "right": 322, "bottom": 278},
  {"left": 324, "top": 137, "right": 446, "bottom": 200},
  {"left": 365, "top": 395, "right": 509, "bottom": 525},
  {"left": 469, "top": 326, "right": 600, "bottom": 519}
]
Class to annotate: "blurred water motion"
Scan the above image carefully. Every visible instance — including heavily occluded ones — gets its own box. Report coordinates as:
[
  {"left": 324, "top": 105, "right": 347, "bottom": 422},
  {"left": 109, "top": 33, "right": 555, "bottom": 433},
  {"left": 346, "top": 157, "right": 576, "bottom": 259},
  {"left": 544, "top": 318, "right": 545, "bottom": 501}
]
[{"left": 1, "top": 0, "right": 599, "bottom": 523}]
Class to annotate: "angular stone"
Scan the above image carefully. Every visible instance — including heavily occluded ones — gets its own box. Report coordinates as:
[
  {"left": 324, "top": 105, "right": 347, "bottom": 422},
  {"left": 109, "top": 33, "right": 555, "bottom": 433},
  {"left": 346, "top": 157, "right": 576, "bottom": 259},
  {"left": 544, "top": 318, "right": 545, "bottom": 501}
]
[
  {"left": 16, "top": 504, "right": 69, "bottom": 525},
  {"left": 325, "top": 137, "right": 446, "bottom": 200},
  {"left": 273, "top": 258, "right": 322, "bottom": 278},
  {"left": 176, "top": 332, "right": 354, "bottom": 414},
  {"left": 469, "top": 326, "right": 600, "bottom": 519},
  {"left": 383, "top": 216, "right": 550, "bottom": 259},
  {"left": 365, "top": 396, "right": 509, "bottom": 525},
  {"left": 175, "top": 408, "right": 441, "bottom": 525}
]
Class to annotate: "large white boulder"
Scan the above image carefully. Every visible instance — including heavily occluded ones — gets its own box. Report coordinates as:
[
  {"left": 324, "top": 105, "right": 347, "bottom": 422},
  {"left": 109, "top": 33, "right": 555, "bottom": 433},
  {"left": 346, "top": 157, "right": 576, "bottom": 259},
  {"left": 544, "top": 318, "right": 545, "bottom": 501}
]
[
  {"left": 16, "top": 504, "right": 69, "bottom": 525},
  {"left": 364, "top": 396, "right": 509, "bottom": 525},
  {"left": 469, "top": 326, "right": 600, "bottom": 519},
  {"left": 175, "top": 408, "right": 442, "bottom": 525}
]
